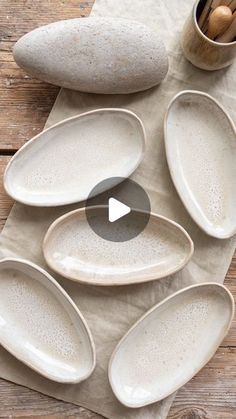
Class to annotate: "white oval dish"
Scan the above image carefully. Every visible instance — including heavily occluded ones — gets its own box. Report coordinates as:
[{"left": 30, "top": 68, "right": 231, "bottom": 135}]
[
  {"left": 109, "top": 283, "right": 234, "bottom": 408},
  {"left": 165, "top": 90, "right": 236, "bottom": 239},
  {"left": 4, "top": 108, "right": 145, "bottom": 207},
  {"left": 0, "top": 258, "right": 95, "bottom": 383},
  {"left": 43, "top": 206, "right": 194, "bottom": 286}
]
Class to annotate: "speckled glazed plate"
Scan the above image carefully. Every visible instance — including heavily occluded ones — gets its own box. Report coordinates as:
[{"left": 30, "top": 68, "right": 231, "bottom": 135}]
[
  {"left": 165, "top": 90, "right": 236, "bottom": 239},
  {"left": 4, "top": 108, "right": 145, "bottom": 206},
  {"left": 43, "top": 206, "right": 193, "bottom": 286},
  {"left": 109, "top": 283, "right": 234, "bottom": 408},
  {"left": 0, "top": 258, "right": 95, "bottom": 383}
]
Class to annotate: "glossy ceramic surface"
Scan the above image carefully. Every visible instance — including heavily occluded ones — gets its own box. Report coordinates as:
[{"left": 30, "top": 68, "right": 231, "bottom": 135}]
[
  {"left": 43, "top": 206, "right": 194, "bottom": 286},
  {"left": 4, "top": 108, "right": 145, "bottom": 206},
  {"left": 109, "top": 283, "right": 234, "bottom": 408},
  {"left": 165, "top": 90, "right": 236, "bottom": 239},
  {"left": 0, "top": 258, "right": 95, "bottom": 383}
]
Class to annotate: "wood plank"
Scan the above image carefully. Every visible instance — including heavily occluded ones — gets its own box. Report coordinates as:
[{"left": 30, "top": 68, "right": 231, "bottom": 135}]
[
  {"left": 169, "top": 348, "right": 236, "bottom": 419},
  {"left": 0, "top": 348, "right": 235, "bottom": 418},
  {"left": 0, "top": 378, "right": 103, "bottom": 418},
  {"left": 0, "top": 0, "right": 94, "bottom": 151},
  {"left": 0, "top": 156, "right": 13, "bottom": 229}
]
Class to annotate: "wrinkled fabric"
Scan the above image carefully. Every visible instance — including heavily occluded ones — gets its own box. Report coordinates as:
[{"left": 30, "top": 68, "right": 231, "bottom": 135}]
[{"left": 0, "top": 0, "right": 235, "bottom": 418}]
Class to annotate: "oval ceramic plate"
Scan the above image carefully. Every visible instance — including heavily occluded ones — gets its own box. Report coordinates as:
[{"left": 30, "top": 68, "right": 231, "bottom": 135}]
[
  {"left": 4, "top": 108, "right": 145, "bottom": 206},
  {"left": 43, "top": 206, "right": 193, "bottom": 286},
  {"left": 0, "top": 258, "right": 95, "bottom": 383},
  {"left": 109, "top": 283, "right": 234, "bottom": 408},
  {"left": 165, "top": 90, "right": 236, "bottom": 239}
]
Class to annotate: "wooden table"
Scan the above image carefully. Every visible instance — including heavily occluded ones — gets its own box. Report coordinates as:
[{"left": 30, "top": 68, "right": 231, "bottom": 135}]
[{"left": 0, "top": 1, "right": 235, "bottom": 418}]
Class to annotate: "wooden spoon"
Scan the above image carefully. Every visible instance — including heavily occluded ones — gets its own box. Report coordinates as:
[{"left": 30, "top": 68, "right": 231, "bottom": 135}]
[
  {"left": 198, "top": 0, "right": 213, "bottom": 29},
  {"left": 201, "top": 0, "right": 221, "bottom": 33},
  {"left": 207, "top": 5, "right": 233, "bottom": 39},
  {"left": 216, "top": 12, "right": 236, "bottom": 41}
]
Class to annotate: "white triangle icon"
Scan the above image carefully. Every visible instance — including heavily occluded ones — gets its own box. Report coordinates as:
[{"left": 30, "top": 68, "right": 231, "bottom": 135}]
[{"left": 108, "top": 198, "right": 131, "bottom": 223}]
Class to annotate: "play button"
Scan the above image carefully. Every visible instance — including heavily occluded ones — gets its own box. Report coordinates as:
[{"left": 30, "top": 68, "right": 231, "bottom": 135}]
[
  {"left": 85, "top": 177, "right": 151, "bottom": 242},
  {"left": 108, "top": 198, "right": 131, "bottom": 222}
]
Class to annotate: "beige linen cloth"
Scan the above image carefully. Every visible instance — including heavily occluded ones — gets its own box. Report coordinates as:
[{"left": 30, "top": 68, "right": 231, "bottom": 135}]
[{"left": 0, "top": 0, "right": 236, "bottom": 418}]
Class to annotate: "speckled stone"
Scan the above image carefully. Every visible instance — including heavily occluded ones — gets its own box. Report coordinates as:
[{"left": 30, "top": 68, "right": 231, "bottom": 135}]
[{"left": 13, "top": 17, "right": 169, "bottom": 94}]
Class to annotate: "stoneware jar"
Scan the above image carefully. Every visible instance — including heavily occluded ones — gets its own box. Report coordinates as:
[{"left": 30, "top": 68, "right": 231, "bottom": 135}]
[{"left": 181, "top": 0, "right": 236, "bottom": 70}]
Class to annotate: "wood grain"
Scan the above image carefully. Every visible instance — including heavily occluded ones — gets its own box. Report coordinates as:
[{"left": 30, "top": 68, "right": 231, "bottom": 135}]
[
  {"left": 0, "top": 156, "right": 12, "bottom": 230},
  {"left": 0, "top": 0, "right": 236, "bottom": 418},
  {"left": 0, "top": 0, "right": 94, "bottom": 151},
  {"left": 0, "top": 378, "right": 103, "bottom": 418}
]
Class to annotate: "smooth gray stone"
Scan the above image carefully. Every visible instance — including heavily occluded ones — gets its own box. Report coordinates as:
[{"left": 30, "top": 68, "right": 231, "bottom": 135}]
[{"left": 13, "top": 17, "right": 169, "bottom": 94}]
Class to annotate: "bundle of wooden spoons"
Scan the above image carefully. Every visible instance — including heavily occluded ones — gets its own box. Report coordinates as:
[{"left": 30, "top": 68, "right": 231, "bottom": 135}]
[{"left": 198, "top": 0, "right": 236, "bottom": 42}]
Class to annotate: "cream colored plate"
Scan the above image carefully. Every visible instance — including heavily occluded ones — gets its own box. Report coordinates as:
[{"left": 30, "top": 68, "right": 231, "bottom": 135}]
[
  {"left": 43, "top": 206, "right": 193, "bottom": 286},
  {"left": 4, "top": 108, "right": 145, "bottom": 206},
  {"left": 109, "top": 283, "right": 234, "bottom": 408},
  {"left": 165, "top": 90, "right": 236, "bottom": 239},
  {"left": 0, "top": 258, "right": 95, "bottom": 383}
]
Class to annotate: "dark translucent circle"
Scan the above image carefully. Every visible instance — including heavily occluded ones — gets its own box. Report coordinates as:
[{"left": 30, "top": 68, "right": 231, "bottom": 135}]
[{"left": 85, "top": 177, "right": 151, "bottom": 242}]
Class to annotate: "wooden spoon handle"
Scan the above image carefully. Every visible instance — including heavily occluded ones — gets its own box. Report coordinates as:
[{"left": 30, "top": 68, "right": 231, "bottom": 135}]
[
  {"left": 216, "top": 12, "right": 236, "bottom": 41},
  {"left": 198, "top": 0, "right": 214, "bottom": 28},
  {"left": 207, "top": 5, "right": 233, "bottom": 39}
]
